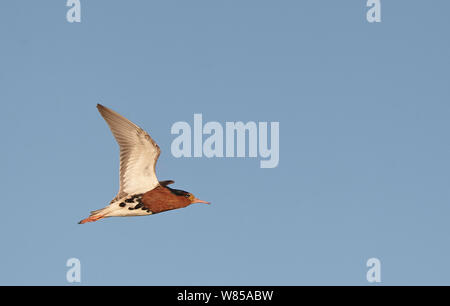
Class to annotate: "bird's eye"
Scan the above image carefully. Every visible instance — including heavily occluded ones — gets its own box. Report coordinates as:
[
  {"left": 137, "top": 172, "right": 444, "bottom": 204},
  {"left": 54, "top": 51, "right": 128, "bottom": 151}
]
[{"left": 185, "top": 194, "right": 190, "bottom": 198}]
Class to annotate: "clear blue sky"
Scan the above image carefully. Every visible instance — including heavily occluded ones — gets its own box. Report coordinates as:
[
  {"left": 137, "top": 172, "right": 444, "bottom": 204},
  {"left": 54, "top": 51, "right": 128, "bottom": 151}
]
[{"left": 0, "top": 0, "right": 449, "bottom": 285}]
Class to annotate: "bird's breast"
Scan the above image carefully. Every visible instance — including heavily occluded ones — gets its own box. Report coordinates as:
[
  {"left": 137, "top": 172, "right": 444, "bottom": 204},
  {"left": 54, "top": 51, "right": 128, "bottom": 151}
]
[{"left": 141, "top": 186, "right": 189, "bottom": 214}]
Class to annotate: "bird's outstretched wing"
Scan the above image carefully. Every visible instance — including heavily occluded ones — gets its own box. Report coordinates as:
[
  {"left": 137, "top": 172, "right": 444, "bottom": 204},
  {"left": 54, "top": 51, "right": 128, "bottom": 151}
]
[{"left": 97, "top": 104, "right": 161, "bottom": 202}]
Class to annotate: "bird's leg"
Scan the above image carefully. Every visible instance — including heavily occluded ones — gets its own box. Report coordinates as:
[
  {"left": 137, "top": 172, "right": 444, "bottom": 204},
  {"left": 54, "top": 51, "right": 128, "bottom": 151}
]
[{"left": 78, "top": 215, "right": 105, "bottom": 224}]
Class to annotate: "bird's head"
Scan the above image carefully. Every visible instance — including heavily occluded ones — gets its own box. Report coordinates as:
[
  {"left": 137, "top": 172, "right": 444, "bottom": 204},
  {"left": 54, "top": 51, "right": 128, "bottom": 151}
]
[
  {"left": 184, "top": 192, "right": 211, "bottom": 205},
  {"left": 166, "top": 187, "right": 210, "bottom": 206}
]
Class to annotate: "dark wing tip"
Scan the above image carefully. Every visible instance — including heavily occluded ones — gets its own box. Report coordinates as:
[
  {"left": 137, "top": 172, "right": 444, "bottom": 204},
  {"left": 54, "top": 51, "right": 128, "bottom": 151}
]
[
  {"left": 96, "top": 104, "right": 117, "bottom": 121},
  {"left": 159, "top": 180, "right": 175, "bottom": 187}
]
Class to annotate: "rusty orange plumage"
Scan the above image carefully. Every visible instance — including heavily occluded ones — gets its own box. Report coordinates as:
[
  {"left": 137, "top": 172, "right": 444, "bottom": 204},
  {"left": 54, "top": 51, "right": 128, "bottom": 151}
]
[{"left": 79, "top": 104, "right": 210, "bottom": 224}]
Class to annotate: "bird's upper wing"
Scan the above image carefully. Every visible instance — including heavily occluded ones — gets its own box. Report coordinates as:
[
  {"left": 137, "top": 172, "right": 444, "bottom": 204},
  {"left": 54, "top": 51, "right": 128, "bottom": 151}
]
[{"left": 97, "top": 104, "right": 161, "bottom": 202}]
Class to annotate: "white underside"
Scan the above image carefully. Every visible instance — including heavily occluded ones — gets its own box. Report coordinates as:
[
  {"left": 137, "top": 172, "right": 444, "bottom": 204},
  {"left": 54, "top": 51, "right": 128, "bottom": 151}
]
[{"left": 95, "top": 195, "right": 153, "bottom": 218}]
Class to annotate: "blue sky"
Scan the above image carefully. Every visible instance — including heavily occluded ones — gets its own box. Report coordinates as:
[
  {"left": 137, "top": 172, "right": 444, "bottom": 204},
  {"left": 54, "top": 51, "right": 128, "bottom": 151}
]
[{"left": 0, "top": 0, "right": 449, "bottom": 285}]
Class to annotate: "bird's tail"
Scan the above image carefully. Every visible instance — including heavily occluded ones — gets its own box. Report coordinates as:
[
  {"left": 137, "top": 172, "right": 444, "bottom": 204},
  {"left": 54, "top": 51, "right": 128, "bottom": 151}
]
[{"left": 78, "top": 207, "right": 108, "bottom": 224}]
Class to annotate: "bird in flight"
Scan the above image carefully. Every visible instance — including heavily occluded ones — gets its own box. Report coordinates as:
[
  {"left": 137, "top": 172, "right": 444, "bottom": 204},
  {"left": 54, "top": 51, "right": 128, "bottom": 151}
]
[{"left": 79, "top": 104, "right": 210, "bottom": 224}]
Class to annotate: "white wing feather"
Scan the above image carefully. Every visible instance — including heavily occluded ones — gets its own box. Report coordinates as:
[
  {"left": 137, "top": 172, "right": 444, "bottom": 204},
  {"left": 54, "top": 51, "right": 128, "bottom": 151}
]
[{"left": 97, "top": 104, "right": 161, "bottom": 202}]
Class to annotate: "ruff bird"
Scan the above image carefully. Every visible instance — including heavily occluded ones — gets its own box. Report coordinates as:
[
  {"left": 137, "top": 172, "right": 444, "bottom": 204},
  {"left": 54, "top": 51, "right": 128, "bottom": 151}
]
[{"left": 79, "top": 104, "right": 210, "bottom": 224}]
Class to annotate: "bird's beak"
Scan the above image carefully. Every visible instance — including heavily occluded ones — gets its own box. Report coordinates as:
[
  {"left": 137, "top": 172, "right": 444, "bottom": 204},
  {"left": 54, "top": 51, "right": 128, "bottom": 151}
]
[{"left": 193, "top": 198, "right": 211, "bottom": 204}]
